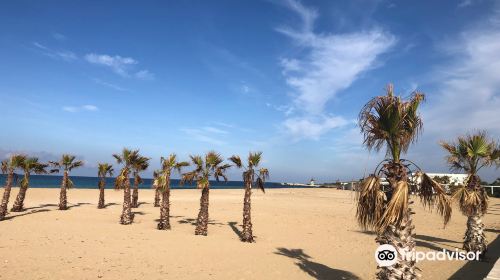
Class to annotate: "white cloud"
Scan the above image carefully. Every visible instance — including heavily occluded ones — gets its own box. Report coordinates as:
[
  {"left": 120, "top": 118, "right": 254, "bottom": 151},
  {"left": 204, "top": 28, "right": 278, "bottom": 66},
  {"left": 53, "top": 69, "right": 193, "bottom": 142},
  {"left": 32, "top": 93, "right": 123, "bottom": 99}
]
[
  {"left": 84, "top": 53, "right": 137, "bottom": 76},
  {"left": 277, "top": 0, "right": 395, "bottom": 139},
  {"left": 180, "top": 128, "right": 226, "bottom": 146},
  {"left": 92, "top": 78, "right": 128, "bottom": 92},
  {"left": 410, "top": 9, "right": 500, "bottom": 181},
  {"left": 62, "top": 105, "right": 99, "bottom": 113},
  {"left": 458, "top": 0, "right": 473, "bottom": 8},
  {"left": 284, "top": 115, "right": 351, "bottom": 140},
  {"left": 52, "top": 32, "right": 66, "bottom": 41},
  {"left": 202, "top": 126, "right": 229, "bottom": 134},
  {"left": 135, "top": 70, "right": 155, "bottom": 80},
  {"left": 32, "top": 42, "right": 77, "bottom": 61}
]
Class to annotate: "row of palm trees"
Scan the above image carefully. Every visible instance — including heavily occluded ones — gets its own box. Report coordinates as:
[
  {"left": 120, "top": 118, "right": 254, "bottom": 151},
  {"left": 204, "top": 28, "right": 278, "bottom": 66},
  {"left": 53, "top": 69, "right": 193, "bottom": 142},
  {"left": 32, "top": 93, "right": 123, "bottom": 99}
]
[
  {"left": 356, "top": 84, "right": 500, "bottom": 279},
  {"left": 0, "top": 150, "right": 269, "bottom": 243}
]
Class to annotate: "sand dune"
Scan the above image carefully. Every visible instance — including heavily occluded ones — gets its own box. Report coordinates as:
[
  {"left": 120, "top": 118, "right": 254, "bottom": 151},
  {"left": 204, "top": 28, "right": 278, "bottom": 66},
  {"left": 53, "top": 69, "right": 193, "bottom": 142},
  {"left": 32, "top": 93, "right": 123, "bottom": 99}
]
[{"left": 0, "top": 188, "right": 498, "bottom": 279}]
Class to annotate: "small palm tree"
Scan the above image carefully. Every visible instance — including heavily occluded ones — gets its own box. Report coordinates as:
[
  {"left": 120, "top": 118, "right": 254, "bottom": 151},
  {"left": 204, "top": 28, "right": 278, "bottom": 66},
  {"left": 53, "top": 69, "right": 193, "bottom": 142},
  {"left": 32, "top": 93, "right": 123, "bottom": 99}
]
[
  {"left": 155, "top": 154, "right": 189, "bottom": 230},
  {"left": 49, "top": 154, "right": 84, "bottom": 210},
  {"left": 113, "top": 148, "right": 141, "bottom": 225},
  {"left": 152, "top": 170, "right": 161, "bottom": 207},
  {"left": 229, "top": 152, "right": 269, "bottom": 242},
  {"left": 97, "top": 163, "right": 114, "bottom": 209},
  {"left": 0, "top": 154, "right": 26, "bottom": 220},
  {"left": 131, "top": 155, "right": 150, "bottom": 208},
  {"left": 11, "top": 157, "right": 49, "bottom": 212},
  {"left": 181, "top": 151, "right": 231, "bottom": 236},
  {"left": 440, "top": 131, "right": 500, "bottom": 257},
  {"left": 356, "top": 84, "right": 451, "bottom": 279}
]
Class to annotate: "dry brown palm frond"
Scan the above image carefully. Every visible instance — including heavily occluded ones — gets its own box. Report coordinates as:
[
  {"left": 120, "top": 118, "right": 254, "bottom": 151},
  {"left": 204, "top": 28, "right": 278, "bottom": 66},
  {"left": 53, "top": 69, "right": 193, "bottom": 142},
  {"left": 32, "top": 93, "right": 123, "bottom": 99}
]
[
  {"left": 114, "top": 169, "right": 128, "bottom": 190},
  {"left": 376, "top": 181, "right": 409, "bottom": 233},
  {"left": 356, "top": 175, "right": 385, "bottom": 230},
  {"left": 419, "top": 173, "right": 452, "bottom": 225},
  {"left": 452, "top": 184, "right": 488, "bottom": 216}
]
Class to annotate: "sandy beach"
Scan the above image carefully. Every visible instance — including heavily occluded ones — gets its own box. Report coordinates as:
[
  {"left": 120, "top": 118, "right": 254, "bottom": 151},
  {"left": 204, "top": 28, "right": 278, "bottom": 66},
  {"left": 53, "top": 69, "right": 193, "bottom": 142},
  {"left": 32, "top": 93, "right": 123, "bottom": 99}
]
[{"left": 0, "top": 188, "right": 498, "bottom": 280}]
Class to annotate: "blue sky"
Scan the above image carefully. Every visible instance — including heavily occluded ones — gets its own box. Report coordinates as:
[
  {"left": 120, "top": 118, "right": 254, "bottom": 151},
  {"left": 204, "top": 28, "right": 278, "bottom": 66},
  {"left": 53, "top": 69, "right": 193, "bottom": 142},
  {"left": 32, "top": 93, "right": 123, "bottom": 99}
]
[{"left": 1, "top": 0, "right": 499, "bottom": 182}]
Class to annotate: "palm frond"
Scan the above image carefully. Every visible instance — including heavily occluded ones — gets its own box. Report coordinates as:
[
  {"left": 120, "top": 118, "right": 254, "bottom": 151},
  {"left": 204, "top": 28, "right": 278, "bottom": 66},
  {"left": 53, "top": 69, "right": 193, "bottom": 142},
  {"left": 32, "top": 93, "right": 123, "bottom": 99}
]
[
  {"left": 376, "top": 181, "right": 409, "bottom": 233},
  {"left": 356, "top": 175, "right": 384, "bottom": 230},
  {"left": 248, "top": 152, "right": 262, "bottom": 168},
  {"left": 419, "top": 173, "right": 452, "bottom": 226},
  {"left": 228, "top": 155, "right": 242, "bottom": 168}
]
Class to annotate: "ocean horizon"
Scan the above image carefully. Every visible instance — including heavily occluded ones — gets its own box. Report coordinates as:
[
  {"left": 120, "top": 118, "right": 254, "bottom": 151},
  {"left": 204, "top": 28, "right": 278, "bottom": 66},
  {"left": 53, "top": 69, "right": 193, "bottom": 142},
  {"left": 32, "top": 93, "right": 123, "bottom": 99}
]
[{"left": 0, "top": 174, "right": 298, "bottom": 189}]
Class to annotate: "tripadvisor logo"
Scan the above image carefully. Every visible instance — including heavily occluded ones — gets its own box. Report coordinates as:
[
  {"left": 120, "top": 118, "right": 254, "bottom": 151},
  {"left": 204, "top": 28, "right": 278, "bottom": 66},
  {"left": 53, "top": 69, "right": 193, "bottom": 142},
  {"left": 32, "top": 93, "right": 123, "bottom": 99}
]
[{"left": 375, "top": 244, "right": 481, "bottom": 267}]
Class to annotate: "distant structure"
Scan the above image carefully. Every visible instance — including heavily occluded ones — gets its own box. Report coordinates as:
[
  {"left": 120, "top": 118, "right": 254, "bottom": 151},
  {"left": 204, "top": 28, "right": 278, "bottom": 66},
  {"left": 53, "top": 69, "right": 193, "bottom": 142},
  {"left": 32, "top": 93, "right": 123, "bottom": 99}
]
[{"left": 309, "top": 178, "right": 316, "bottom": 186}]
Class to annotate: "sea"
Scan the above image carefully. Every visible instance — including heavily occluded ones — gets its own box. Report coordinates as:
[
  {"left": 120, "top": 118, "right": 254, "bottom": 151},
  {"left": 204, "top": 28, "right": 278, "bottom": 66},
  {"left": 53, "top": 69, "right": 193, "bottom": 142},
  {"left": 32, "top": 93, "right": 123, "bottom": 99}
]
[{"left": 0, "top": 174, "right": 301, "bottom": 190}]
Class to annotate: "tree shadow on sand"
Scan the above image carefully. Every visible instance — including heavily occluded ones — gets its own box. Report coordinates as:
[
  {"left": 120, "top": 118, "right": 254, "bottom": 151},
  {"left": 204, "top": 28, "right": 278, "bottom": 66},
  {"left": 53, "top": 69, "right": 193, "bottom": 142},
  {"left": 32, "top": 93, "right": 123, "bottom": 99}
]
[
  {"left": 3, "top": 209, "right": 51, "bottom": 220},
  {"left": 354, "top": 230, "right": 462, "bottom": 251},
  {"left": 228, "top": 221, "right": 243, "bottom": 239},
  {"left": 178, "top": 218, "right": 224, "bottom": 226},
  {"left": 275, "top": 248, "right": 360, "bottom": 280},
  {"left": 67, "top": 202, "right": 91, "bottom": 209},
  {"left": 449, "top": 235, "right": 500, "bottom": 279}
]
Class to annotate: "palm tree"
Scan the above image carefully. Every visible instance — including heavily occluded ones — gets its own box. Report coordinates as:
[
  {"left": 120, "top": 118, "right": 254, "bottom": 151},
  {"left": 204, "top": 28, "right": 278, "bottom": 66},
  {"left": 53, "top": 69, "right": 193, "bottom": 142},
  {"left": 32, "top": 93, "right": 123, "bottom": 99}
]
[
  {"left": 49, "top": 154, "right": 84, "bottom": 210},
  {"left": 113, "top": 148, "right": 141, "bottom": 225},
  {"left": 0, "top": 154, "right": 26, "bottom": 220},
  {"left": 97, "top": 163, "right": 114, "bottom": 209},
  {"left": 155, "top": 154, "right": 189, "bottom": 230},
  {"left": 181, "top": 151, "right": 231, "bottom": 236},
  {"left": 152, "top": 170, "right": 161, "bottom": 207},
  {"left": 229, "top": 152, "right": 269, "bottom": 242},
  {"left": 356, "top": 84, "right": 451, "bottom": 279},
  {"left": 440, "top": 131, "right": 500, "bottom": 258},
  {"left": 131, "top": 155, "right": 150, "bottom": 208},
  {"left": 11, "top": 157, "right": 49, "bottom": 212}
]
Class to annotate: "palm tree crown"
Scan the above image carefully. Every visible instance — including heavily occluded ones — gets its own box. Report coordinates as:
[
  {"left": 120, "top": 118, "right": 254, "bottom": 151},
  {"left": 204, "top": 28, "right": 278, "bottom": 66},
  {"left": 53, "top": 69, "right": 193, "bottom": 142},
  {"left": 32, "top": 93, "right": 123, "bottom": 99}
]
[
  {"left": 358, "top": 84, "right": 424, "bottom": 161},
  {"left": 98, "top": 163, "right": 114, "bottom": 178},
  {"left": 229, "top": 152, "right": 269, "bottom": 192},
  {"left": 156, "top": 154, "right": 189, "bottom": 191},
  {"left": 440, "top": 131, "right": 500, "bottom": 175},
  {"left": 49, "top": 154, "right": 84, "bottom": 173},
  {"left": 181, "top": 151, "right": 231, "bottom": 187},
  {"left": 1, "top": 154, "right": 26, "bottom": 174}
]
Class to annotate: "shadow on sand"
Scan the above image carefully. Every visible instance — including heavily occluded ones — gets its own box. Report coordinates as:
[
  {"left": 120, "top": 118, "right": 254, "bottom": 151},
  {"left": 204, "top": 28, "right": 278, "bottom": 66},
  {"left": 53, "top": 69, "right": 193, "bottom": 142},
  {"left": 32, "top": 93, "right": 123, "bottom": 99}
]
[
  {"left": 228, "top": 221, "right": 243, "bottom": 239},
  {"left": 449, "top": 235, "right": 500, "bottom": 279},
  {"left": 67, "top": 202, "right": 91, "bottom": 209},
  {"left": 275, "top": 248, "right": 360, "bottom": 280},
  {"left": 3, "top": 209, "right": 51, "bottom": 220},
  {"left": 178, "top": 218, "right": 224, "bottom": 226}
]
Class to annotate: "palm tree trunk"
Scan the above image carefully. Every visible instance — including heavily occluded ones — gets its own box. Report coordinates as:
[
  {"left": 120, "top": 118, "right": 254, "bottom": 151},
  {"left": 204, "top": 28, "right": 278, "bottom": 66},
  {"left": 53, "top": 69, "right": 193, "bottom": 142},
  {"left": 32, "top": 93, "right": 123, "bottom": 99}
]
[
  {"left": 195, "top": 186, "right": 209, "bottom": 236},
  {"left": 97, "top": 177, "right": 105, "bottom": 209},
  {"left": 157, "top": 179, "right": 171, "bottom": 230},
  {"left": 0, "top": 171, "right": 14, "bottom": 220},
  {"left": 463, "top": 213, "right": 487, "bottom": 258},
  {"left": 376, "top": 210, "right": 418, "bottom": 280},
  {"left": 11, "top": 173, "right": 29, "bottom": 212},
  {"left": 59, "top": 171, "right": 68, "bottom": 210},
  {"left": 120, "top": 171, "right": 133, "bottom": 224},
  {"left": 241, "top": 179, "right": 254, "bottom": 242},
  {"left": 131, "top": 173, "right": 139, "bottom": 208},
  {"left": 154, "top": 187, "right": 160, "bottom": 207}
]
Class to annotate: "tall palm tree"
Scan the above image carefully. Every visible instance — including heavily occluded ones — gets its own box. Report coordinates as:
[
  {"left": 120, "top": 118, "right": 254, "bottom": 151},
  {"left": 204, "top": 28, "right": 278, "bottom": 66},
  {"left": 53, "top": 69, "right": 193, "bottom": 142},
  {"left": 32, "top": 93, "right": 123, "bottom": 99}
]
[
  {"left": 181, "top": 151, "right": 231, "bottom": 236},
  {"left": 97, "top": 163, "right": 114, "bottom": 209},
  {"left": 356, "top": 84, "right": 451, "bottom": 279},
  {"left": 440, "top": 131, "right": 500, "bottom": 258},
  {"left": 152, "top": 170, "right": 161, "bottom": 207},
  {"left": 49, "top": 154, "right": 84, "bottom": 210},
  {"left": 131, "top": 155, "right": 150, "bottom": 208},
  {"left": 229, "top": 152, "right": 269, "bottom": 242},
  {"left": 155, "top": 154, "right": 189, "bottom": 230},
  {"left": 113, "top": 148, "right": 140, "bottom": 225},
  {"left": 11, "top": 157, "right": 49, "bottom": 212},
  {"left": 0, "top": 154, "right": 26, "bottom": 220}
]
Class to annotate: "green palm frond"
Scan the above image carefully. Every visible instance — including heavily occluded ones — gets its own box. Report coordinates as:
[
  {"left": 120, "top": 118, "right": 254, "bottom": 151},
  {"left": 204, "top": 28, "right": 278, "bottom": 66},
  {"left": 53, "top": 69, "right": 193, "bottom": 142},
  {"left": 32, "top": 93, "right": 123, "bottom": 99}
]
[
  {"left": 228, "top": 155, "right": 242, "bottom": 168},
  {"left": 248, "top": 152, "right": 262, "bottom": 168},
  {"left": 359, "top": 84, "right": 424, "bottom": 161},
  {"left": 98, "top": 163, "right": 114, "bottom": 177},
  {"left": 441, "top": 131, "right": 500, "bottom": 174}
]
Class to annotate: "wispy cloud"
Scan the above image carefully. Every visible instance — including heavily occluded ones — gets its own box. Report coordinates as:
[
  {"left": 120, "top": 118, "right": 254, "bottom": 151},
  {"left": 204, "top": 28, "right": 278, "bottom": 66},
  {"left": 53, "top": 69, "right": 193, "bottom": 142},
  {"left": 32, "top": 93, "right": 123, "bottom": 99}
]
[
  {"left": 276, "top": 0, "right": 396, "bottom": 139},
  {"left": 180, "top": 128, "right": 226, "bottom": 146},
  {"left": 458, "top": 0, "right": 473, "bottom": 8},
  {"left": 32, "top": 42, "right": 77, "bottom": 61},
  {"left": 84, "top": 53, "right": 154, "bottom": 80},
  {"left": 52, "top": 32, "right": 66, "bottom": 41},
  {"left": 92, "top": 78, "right": 129, "bottom": 92},
  {"left": 62, "top": 105, "right": 98, "bottom": 113}
]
